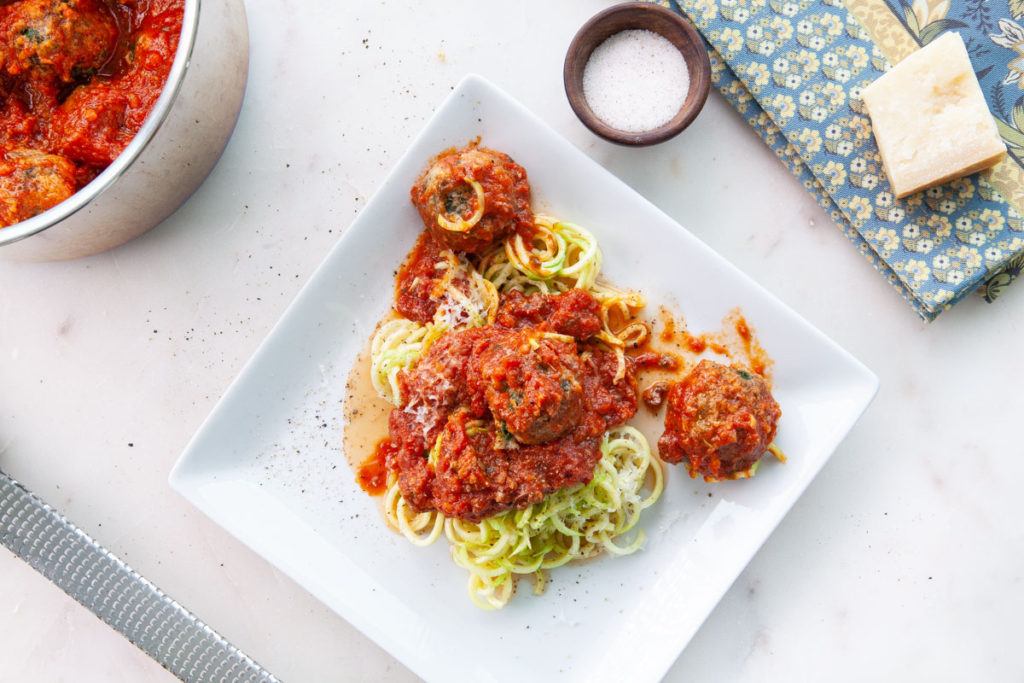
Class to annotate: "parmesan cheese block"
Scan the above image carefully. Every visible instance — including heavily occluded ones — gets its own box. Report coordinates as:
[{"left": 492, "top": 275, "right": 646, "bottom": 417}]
[{"left": 861, "top": 32, "right": 1006, "bottom": 198}]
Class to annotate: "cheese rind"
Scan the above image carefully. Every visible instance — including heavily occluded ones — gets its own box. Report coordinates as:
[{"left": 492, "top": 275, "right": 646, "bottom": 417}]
[{"left": 861, "top": 32, "right": 1006, "bottom": 198}]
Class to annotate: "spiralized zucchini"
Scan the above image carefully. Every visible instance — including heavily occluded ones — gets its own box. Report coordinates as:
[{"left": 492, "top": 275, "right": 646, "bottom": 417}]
[
  {"left": 370, "top": 318, "right": 436, "bottom": 406},
  {"left": 384, "top": 425, "right": 663, "bottom": 609},
  {"left": 477, "top": 215, "right": 602, "bottom": 293}
]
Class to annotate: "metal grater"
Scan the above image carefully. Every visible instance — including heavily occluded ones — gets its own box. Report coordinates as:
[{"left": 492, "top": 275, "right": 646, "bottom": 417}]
[{"left": 0, "top": 469, "right": 281, "bottom": 683}]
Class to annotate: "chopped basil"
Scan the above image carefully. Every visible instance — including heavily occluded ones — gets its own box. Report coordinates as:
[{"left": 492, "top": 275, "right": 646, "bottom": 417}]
[
  {"left": 20, "top": 27, "right": 43, "bottom": 43},
  {"left": 498, "top": 421, "right": 513, "bottom": 442},
  {"left": 444, "top": 186, "right": 471, "bottom": 215}
]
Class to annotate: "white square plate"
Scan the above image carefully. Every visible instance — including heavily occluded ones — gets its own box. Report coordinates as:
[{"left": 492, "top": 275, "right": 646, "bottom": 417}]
[{"left": 170, "top": 74, "right": 878, "bottom": 683}]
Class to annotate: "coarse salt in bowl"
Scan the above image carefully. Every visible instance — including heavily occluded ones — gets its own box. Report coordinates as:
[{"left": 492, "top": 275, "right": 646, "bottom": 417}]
[
  {"left": 564, "top": 3, "right": 711, "bottom": 146},
  {"left": 583, "top": 29, "right": 690, "bottom": 133}
]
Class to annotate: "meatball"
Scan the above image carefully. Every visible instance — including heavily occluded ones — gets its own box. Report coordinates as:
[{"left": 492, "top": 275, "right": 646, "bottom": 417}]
[
  {"left": 410, "top": 145, "right": 532, "bottom": 253},
  {"left": 475, "top": 330, "right": 583, "bottom": 445},
  {"left": 398, "top": 327, "right": 489, "bottom": 418},
  {"left": 0, "top": 146, "right": 76, "bottom": 226},
  {"left": 47, "top": 80, "right": 132, "bottom": 166},
  {"left": 48, "top": 0, "right": 185, "bottom": 168},
  {"left": 0, "top": 0, "right": 119, "bottom": 82},
  {"left": 121, "top": 0, "right": 181, "bottom": 90},
  {"left": 0, "top": 70, "right": 59, "bottom": 149},
  {"left": 495, "top": 289, "right": 602, "bottom": 340},
  {"left": 429, "top": 411, "right": 600, "bottom": 522},
  {"left": 658, "top": 360, "right": 780, "bottom": 480}
]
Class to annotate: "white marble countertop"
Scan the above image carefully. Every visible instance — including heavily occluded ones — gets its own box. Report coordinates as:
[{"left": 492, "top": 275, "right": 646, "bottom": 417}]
[{"left": 1, "top": 1, "right": 1021, "bottom": 681}]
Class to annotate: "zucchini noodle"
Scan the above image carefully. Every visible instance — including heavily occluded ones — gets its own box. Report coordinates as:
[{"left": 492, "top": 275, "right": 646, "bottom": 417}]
[
  {"left": 370, "top": 318, "right": 436, "bottom": 406},
  {"left": 590, "top": 282, "right": 649, "bottom": 383},
  {"left": 592, "top": 283, "right": 649, "bottom": 349},
  {"left": 383, "top": 425, "right": 663, "bottom": 610},
  {"left": 437, "top": 178, "right": 486, "bottom": 232},
  {"left": 767, "top": 443, "right": 787, "bottom": 462},
  {"left": 477, "top": 215, "right": 602, "bottom": 293},
  {"left": 384, "top": 471, "right": 444, "bottom": 546}
]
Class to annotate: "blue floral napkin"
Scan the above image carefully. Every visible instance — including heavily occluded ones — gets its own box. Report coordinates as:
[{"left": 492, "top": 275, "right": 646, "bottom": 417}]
[{"left": 650, "top": 0, "right": 1024, "bottom": 320}]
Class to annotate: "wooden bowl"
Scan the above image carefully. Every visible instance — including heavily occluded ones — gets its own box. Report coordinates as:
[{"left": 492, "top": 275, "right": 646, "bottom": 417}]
[{"left": 563, "top": 3, "right": 711, "bottom": 146}]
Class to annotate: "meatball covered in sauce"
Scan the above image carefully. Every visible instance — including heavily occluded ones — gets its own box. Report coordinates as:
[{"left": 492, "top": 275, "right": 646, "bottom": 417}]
[
  {"left": 397, "top": 327, "right": 486, "bottom": 422},
  {"left": 410, "top": 145, "right": 532, "bottom": 254},
  {"left": 658, "top": 359, "right": 780, "bottom": 481},
  {"left": 47, "top": 80, "right": 132, "bottom": 166},
  {"left": 0, "top": 146, "right": 75, "bottom": 224},
  {"left": 428, "top": 411, "right": 601, "bottom": 522},
  {"left": 495, "top": 288, "right": 602, "bottom": 340},
  {"left": 0, "top": 0, "right": 119, "bottom": 82},
  {"left": 476, "top": 330, "right": 583, "bottom": 445}
]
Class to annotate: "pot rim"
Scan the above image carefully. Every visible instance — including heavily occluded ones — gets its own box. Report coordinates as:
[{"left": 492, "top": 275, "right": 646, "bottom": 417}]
[{"left": 0, "top": 0, "right": 202, "bottom": 247}]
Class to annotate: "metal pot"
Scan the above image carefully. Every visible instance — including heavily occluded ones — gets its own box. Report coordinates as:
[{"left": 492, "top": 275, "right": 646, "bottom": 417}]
[{"left": 0, "top": 0, "right": 250, "bottom": 262}]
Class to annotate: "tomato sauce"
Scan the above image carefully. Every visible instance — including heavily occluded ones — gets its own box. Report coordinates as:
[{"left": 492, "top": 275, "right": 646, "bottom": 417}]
[
  {"left": 393, "top": 232, "right": 448, "bottom": 323},
  {"left": 356, "top": 440, "right": 390, "bottom": 495},
  {"left": 0, "top": 0, "right": 185, "bottom": 227},
  {"left": 640, "top": 379, "right": 670, "bottom": 412},
  {"left": 643, "top": 306, "right": 773, "bottom": 385}
]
